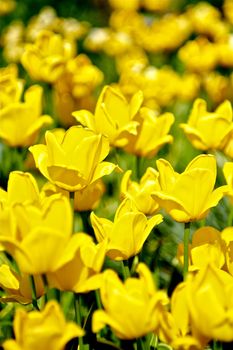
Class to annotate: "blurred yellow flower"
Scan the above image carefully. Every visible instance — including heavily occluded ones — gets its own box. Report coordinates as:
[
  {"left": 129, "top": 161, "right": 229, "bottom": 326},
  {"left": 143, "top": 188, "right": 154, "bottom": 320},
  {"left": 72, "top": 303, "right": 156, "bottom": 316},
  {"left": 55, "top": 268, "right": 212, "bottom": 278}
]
[
  {"left": 152, "top": 155, "right": 227, "bottom": 222},
  {"left": 73, "top": 85, "right": 143, "bottom": 148},
  {"left": 123, "top": 108, "right": 174, "bottom": 158},
  {"left": 0, "top": 85, "right": 52, "bottom": 147},
  {"left": 187, "top": 263, "right": 233, "bottom": 342},
  {"left": 92, "top": 263, "right": 168, "bottom": 339},
  {"left": 54, "top": 54, "right": 103, "bottom": 126},
  {"left": 3, "top": 300, "right": 84, "bottom": 350},
  {"left": 21, "top": 30, "right": 76, "bottom": 83},
  {"left": 120, "top": 168, "right": 160, "bottom": 215},
  {"left": 0, "top": 64, "right": 23, "bottom": 108},
  {"left": 187, "top": 2, "right": 229, "bottom": 41},
  {"left": 108, "top": 0, "right": 140, "bottom": 10},
  {"left": 91, "top": 198, "right": 163, "bottom": 260},
  {"left": 180, "top": 99, "right": 233, "bottom": 151},
  {"left": 0, "top": 0, "right": 15, "bottom": 16},
  {"left": 29, "top": 126, "right": 119, "bottom": 191},
  {"left": 178, "top": 37, "right": 218, "bottom": 73}
]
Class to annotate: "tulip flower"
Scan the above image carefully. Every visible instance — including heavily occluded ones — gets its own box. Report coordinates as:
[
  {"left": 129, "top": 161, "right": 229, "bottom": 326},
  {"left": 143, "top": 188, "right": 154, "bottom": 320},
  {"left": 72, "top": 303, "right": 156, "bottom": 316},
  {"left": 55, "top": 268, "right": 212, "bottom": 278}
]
[
  {"left": 21, "top": 30, "right": 76, "bottom": 83},
  {"left": 123, "top": 108, "right": 174, "bottom": 158},
  {"left": 221, "top": 227, "right": 233, "bottom": 276},
  {"left": 3, "top": 301, "right": 84, "bottom": 350},
  {"left": 187, "top": 263, "right": 233, "bottom": 341},
  {"left": 73, "top": 85, "right": 143, "bottom": 147},
  {"left": 92, "top": 263, "right": 168, "bottom": 339},
  {"left": 177, "top": 226, "right": 225, "bottom": 270},
  {"left": 0, "top": 171, "right": 40, "bottom": 208},
  {"left": 29, "top": 126, "right": 119, "bottom": 192},
  {"left": 158, "top": 282, "right": 209, "bottom": 350},
  {"left": 178, "top": 37, "right": 218, "bottom": 73},
  {"left": 120, "top": 168, "right": 160, "bottom": 215},
  {"left": 180, "top": 99, "right": 233, "bottom": 151},
  {"left": 152, "top": 154, "right": 227, "bottom": 223},
  {"left": 0, "top": 264, "right": 44, "bottom": 303},
  {"left": 0, "top": 195, "right": 73, "bottom": 274},
  {"left": 0, "top": 85, "right": 52, "bottom": 147},
  {"left": 47, "top": 233, "right": 107, "bottom": 293},
  {"left": 223, "top": 161, "right": 233, "bottom": 202},
  {"left": 91, "top": 198, "right": 163, "bottom": 260}
]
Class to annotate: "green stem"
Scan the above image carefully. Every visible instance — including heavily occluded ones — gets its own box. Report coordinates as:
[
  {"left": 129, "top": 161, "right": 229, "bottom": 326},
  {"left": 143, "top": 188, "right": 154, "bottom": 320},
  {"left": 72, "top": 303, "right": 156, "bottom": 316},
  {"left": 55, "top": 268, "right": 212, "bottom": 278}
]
[
  {"left": 121, "top": 260, "right": 130, "bottom": 280},
  {"left": 30, "top": 275, "right": 40, "bottom": 310},
  {"left": 228, "top": 205, "right": 233, "bottom": 227},
  {"left": 183, "top": 222, "right": 191, "bottom": 279},
  {"left": 74, "top": 293, "right": 84, "bottom": 350},
  {"left": 135, "top": 155, "right": 141, "bottom": 180},
  {"left": 213, "top": 340, "right": 223, "bottom": 350}
]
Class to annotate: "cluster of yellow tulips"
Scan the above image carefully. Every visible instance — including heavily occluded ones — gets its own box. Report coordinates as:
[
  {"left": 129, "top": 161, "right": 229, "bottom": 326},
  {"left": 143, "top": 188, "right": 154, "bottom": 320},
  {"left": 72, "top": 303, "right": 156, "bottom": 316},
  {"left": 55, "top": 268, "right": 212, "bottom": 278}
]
[{"left": 2, "top": 0, "right": 233, "bottom": 349}]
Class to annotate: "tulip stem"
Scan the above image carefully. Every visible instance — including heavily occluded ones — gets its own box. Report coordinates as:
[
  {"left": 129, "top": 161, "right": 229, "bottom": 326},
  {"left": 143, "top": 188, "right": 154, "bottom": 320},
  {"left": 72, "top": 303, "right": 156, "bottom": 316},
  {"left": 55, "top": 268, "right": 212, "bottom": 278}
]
[
  {"left": 213, "top": 340, "right": 222, "bottom": 350},
  {"left": 30, "top": 275, "right": 40, "bottom": 310},
  {"left": 228, "top": 205, "right": 233, "bottom": 226},
  {"left": 74, "top": 293, "right": 84, "bottom": 350},
  {"left": 183, "top": 222, "right": 190, "bottom": 279},
  {"left": 121, "top": 261, "right": 130, "bottom": 280}
]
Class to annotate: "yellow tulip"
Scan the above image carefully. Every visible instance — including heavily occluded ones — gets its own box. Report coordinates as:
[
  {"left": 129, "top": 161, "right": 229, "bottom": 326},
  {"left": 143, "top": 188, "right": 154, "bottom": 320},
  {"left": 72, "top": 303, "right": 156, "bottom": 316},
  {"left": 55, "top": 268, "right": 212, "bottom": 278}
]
[
  {"left": 123, "top": 108, "right": 174, "bottom": 158},
  {"left": 91, "top": 198, "right": 163, "bottom": 260},
  {"left": 152, "top": 154, "right": 227, "bottom": 222},
  {"left": 54, "top": 54, "right": 103, "bottom": 126},
  {"left": 0, "top": 0, "right": 15, "bottom": 16},
  {"left": 29, "top": 126, "right": 119, "bottom": 192},
  {"left": 47, "top": 233, "right": 107, "bottom": 293},
  {"left": 73, "top": 85, "right": 143, "bottom": 147},
  {"left": 0, "top": 64, "right": 23, "bottom": 108},
  {"left": 108, "top": 0, "right": 140, "bottom": 10},
  {"left": 0, "top": 195, "right": 73, "bottom": 274},
  {"left": 120, "top": 168, "right": 160, "bottom": 215},
  {"left": 178, "top": 226, "right": 225, "bottom": 270},
  {"left": 187, "top": 3, "right": 228, "bottom": 41},
  {"left": 180, "top": 99, "right": 233, "bottom": 151},
  {"left": 0, "top": 264, "right": 44, "bottom": 303},
  {"left": 178, "top": 37, "right": 218, "bottom": 73},
  {"left": 223, "top": 162, "right": 233, "bottom": 202},
  {"left": 142, "top": 0, "right": 171, "bottom": 11},
  {"left": 0, "top": 84, "right": 52, "bottom": 147},
  {"left": 92, "top": 262, "right": 168, "bottom": 339},
  {"left": 3, "top": 300, "right": 84, "bottom": 350},
  {"left": 187, "top": 263, "right": 233, "bottom": 341},
  {"left": 21, "top": 30, "right": 76, "bottom": 83},
  {"left": 0, "top": 171, "right": 40, "bottom": 208},
  {"left": 221, "top": 227, "right": 233, "bottom": 276},
  {"left": 158, "top": 282, "right": 209, "bottom": 350},
  {"left": 203, "top": 72, "right": 231, "bottom": 104}
]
